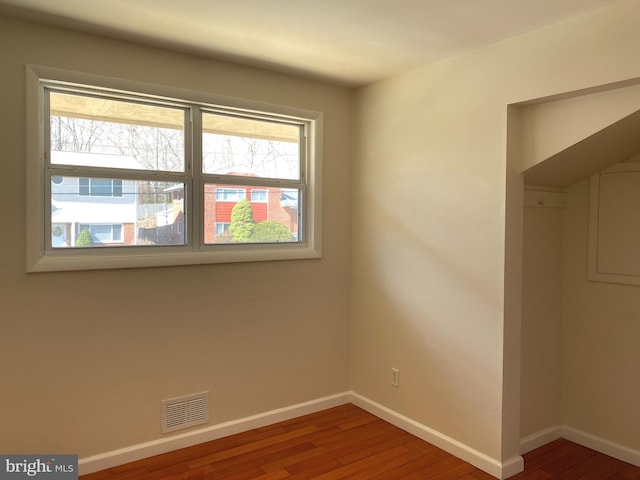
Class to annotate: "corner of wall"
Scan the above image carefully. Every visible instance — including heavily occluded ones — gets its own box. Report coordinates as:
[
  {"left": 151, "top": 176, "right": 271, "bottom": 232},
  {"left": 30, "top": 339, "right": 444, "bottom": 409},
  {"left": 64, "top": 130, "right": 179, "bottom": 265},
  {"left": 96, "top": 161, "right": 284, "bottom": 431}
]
[{"left": 350, "top": 392, "right": 524, "bottom": 479}]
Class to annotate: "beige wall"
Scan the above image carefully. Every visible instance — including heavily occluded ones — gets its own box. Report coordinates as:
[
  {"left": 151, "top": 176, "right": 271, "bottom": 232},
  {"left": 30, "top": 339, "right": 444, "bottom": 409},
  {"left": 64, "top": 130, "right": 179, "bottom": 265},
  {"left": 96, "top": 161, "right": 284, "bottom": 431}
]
[
  {"left": 3, "top": 0, "right": 640, "bottom": 469},
  {"left": 519, "top": 84, "right": 640, "bottom": 173},
  {"left": 521, "top": 178, "right": 640, "bottom": 452},
  {"left": 352, "top": 0, "right": 640, "bottom": 463},
  {"left": 519, "top": 77, "right": 640, "bottom": 449},
  {"left": 0, "top": 16, "right": 352, "bottom": 457},
  {"left": 561, "top": 179, "right": 640, "bottom": 451},
  {"left": 521, "top": 201, "right": 564, "bottom": 437}
]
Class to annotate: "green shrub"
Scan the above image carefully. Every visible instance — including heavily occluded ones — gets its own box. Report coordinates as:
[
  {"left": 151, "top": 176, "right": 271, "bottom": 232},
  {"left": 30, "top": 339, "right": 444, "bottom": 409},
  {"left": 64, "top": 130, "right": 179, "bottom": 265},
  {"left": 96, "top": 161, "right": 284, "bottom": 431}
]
[
  {"left": 229, "top": 199, "right": 255, "bottom": 242},
  {"left": 250, "top": 221, "right": 295, "bottom": 243},
  {"left": 75, "top": 228, "right": 94, "bottom": 247}
]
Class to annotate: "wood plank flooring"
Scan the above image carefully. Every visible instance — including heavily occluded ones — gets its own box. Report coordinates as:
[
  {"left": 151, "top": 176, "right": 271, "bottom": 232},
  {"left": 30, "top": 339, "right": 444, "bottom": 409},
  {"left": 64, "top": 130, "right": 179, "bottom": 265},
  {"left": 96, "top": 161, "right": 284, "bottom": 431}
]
[{"left": 80, "top": 404, "right": 640, "bottom": 479}]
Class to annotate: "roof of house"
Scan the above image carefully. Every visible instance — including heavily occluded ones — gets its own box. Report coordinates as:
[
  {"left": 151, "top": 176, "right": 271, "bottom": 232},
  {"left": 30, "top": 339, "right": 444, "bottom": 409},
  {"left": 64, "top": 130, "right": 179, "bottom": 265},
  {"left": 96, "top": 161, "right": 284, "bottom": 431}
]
[
  {"left": 51, "top": 199, "right": 138, "bottom": 224},
  {"left": 51, "top": 151, "right": 143, "bottom": 170}
]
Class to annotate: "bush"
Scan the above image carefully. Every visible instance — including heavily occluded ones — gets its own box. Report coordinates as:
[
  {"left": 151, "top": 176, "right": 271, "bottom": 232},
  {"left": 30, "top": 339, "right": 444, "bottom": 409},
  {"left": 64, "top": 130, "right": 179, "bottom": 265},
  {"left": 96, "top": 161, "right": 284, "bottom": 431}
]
[
  {"left": 75, "top": 228, "right": 94, "bottom": 247},
  {"left": 229, "top": 200, "right": 294, "bottom": 243},
  {"left": 229, "top": 199, "right": 255, "bottom": 242},
  {"left": 250, "top": 221, "right": 295, "bottom": 243}
]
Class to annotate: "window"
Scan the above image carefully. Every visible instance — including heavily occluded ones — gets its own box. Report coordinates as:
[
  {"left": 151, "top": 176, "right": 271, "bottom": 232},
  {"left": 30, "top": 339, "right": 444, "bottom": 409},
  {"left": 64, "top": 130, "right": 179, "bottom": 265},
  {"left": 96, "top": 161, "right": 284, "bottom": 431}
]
[
  {"left": 79, "top": 178, "right": 123, "bottom": 197},
  {"left": 251, "top": 189, "right": 267, "bottom": 202},
  {"left": 78, "top": 224, "right": 124, "bottom": 244},
  {"left": 216, "top": 223, "right": 231, "bottom": 235},
  {"left": 216, "top": 188, "right": 245, "bottom": 202},
  {"left": 26, "top": 65, "right": 322, "bottom": 272}
]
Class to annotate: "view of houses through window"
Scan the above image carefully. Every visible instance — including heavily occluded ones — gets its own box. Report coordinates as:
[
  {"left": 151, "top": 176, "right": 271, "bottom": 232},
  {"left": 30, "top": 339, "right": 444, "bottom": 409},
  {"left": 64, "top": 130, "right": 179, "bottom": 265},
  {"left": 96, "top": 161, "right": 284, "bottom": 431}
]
[{"left": 47, "top": 89, "right": 303, "bottom": 249}]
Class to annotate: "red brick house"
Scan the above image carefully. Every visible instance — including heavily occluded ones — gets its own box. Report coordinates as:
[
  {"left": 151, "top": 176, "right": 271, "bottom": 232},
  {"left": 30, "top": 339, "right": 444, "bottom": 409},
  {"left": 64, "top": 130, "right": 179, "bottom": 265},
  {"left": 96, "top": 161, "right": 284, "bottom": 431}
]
[{"left": 203, "top": 184, "right": 298, "bottom": 243}]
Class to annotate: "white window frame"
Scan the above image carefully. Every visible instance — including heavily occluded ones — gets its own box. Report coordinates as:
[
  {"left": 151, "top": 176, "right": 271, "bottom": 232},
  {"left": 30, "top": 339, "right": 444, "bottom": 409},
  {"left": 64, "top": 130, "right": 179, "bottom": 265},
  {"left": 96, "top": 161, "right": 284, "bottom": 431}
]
[{"left": 26, "top": 65, "right": 323, "bottom": 272}]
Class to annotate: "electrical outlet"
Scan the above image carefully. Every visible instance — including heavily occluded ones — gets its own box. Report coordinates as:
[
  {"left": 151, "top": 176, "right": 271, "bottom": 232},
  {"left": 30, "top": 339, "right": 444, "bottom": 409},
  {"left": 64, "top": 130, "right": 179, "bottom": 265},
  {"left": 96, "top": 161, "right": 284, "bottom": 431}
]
[{"left": 391, "top": 368, "right": 399, "bottom": 387}]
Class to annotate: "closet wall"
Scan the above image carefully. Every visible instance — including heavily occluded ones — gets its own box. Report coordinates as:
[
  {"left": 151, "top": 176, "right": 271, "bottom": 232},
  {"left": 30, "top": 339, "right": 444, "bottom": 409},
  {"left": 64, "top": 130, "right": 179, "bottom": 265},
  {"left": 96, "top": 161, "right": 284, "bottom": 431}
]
[{"left": 521, "top": 169, "right": 640, "bottom": 455}]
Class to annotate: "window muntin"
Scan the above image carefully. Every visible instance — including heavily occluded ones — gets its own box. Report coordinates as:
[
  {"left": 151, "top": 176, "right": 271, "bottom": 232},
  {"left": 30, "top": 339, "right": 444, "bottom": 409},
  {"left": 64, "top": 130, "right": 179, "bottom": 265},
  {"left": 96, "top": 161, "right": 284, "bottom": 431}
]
[{"left": 28, "top": 65, "right": 321, "bottom": 271}]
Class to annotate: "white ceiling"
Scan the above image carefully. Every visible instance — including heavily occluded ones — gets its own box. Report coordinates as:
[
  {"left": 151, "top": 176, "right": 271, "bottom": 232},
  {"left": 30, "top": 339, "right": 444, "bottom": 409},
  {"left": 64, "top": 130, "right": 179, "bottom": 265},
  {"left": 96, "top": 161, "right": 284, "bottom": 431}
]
[{"left": 0, "top": 0, "right": 623, "bottom": 86}]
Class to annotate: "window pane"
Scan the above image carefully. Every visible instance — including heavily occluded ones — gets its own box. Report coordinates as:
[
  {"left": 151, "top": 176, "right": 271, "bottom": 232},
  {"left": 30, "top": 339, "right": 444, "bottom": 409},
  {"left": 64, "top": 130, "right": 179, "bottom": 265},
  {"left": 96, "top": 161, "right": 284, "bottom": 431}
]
[
  {"left": 251, "top": 189, "right": 267, "bottom": 202},
  {"left": 215, "top": 223, "right": 230, "bottom": 235},
  {"left": 78, "top": 177, "right": 89, "bottom": 196},
  {"left": 90, "top": 178, "right": 116, "bottom": 196},
  {"left": 204, "top": 184, "right": 300, "bottom": 244},
  {"left": 49, "top": 92, "right": 186, "bottom": 172},
  {"left": 112, "top": 224, "right": 123, "bottom": 241},
  {"left": 202, "top": 112, "right": 300, "bottom": 180},
  {"left": 90, "top": 224, "right": 113, "bottom": 242},
  {"left": 51, "top": 176, "right": 186, "bottom": 248},
  {"left": 215, "top": 187, "right": 246, "bottom": 202},
  {"left": 113, "top": 179, "right": 123, "bottom": 197}
]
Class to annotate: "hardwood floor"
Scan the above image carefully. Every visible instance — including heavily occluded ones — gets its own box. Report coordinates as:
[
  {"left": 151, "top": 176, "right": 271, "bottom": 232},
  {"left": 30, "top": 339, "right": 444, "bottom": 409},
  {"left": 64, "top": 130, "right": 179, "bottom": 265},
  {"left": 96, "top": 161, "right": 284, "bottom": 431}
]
[{"left": 80, "top": 404, "right": 640, "bottom": 479}]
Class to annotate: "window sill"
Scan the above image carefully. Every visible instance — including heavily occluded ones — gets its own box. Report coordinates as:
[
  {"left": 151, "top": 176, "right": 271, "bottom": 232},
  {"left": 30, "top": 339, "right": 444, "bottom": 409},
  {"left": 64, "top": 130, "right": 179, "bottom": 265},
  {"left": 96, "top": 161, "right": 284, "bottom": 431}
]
[{"left": 27, "top": 244, "right": 321, "bottom": 272}]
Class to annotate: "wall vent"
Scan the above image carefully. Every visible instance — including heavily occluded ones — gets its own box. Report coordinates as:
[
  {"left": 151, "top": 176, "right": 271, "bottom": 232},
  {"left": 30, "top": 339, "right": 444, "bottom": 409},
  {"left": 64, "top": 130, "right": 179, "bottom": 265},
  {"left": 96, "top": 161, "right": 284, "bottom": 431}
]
[{"left": 162, "top": 391, "right": 209, "bottom": 433}]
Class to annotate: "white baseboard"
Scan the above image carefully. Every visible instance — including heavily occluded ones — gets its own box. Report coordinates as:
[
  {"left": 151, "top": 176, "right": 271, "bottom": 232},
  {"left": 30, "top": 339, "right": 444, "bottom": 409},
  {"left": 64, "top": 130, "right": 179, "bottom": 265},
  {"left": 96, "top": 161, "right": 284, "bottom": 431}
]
[
  {"left": 79, "top": 392, "right": 640, "bottom": 477},
  {"left": 520, "top": 425, "right": 562, "bottom": 454},
  {"left": 79, "top": 392, "right": 350, "bottom": 475},
  {"left": 520, "top": 425, "right": 640, "bottom": 468},
  {"left": 348, "top": 392, "right": 523, "bottom": 479},
  {"left": 561, "top": 426, "right": 640, "bottom": 467}
]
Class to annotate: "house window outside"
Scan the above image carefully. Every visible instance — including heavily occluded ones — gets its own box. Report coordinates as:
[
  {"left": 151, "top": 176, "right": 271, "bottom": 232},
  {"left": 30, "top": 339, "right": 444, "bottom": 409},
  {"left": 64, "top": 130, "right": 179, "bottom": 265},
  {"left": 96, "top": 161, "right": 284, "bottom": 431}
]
[
  {"left": 27, "top": 66, "right": 322, "bottom": 271},
  {"left": 79, "top": 178, "right": 123, "bottom": 197},
  {"left": 216, "top": 188, "right": 245, "bottom": 201},
  {"left": 251, "top": 189, "right": 267, "bottom": 202},
  {"left": 78, "top": 224, "right": 123, "bottom": 243},
  {"left": 216, "top": 222, "right": 231, "bottom": 235}
]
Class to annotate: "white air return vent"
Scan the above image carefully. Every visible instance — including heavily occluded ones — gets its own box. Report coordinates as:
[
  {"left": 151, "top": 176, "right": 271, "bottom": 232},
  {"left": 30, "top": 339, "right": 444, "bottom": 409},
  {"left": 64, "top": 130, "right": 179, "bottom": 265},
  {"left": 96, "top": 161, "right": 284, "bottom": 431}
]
[{"left": 162, "top": 391, "right": 209, "bottom": 433}]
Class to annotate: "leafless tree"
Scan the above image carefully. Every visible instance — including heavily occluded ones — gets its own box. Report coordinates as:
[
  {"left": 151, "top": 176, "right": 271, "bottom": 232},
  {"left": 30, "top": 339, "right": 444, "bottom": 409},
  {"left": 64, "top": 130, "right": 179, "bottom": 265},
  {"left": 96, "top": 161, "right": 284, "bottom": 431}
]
[{"left": 51, "top": 114, "right": 298, "bottom": 187}]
